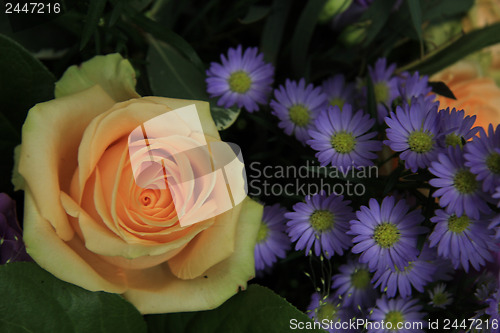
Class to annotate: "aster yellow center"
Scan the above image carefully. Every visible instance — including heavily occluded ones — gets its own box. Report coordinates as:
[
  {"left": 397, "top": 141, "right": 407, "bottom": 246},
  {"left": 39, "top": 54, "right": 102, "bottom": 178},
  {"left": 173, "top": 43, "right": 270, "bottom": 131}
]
[
  {"left": 453, "top": 169, "right": 477, "bottom": 194},
  {"left": 289, "top": 104, "right": 310, "bottom": 127},
  {"left": 486, "top": 152, "right": 500, "bottom": 174},
  {"left": 310, "top": 210, "right": 334, "bottom": 232},
  {"left": 351, "top": 268, "right": 370, "bottom": 289},
  {"left": 374, "top": 82, "right": 389, "bottom": 104},
  {"left": 373, "top": 223, "right": 400, "bottom": 248},
  {"left": 228, "top": 71, "right": 252, "bottom": 93},
  {"left": 447, "top": 215, "right": 470, "bottom": 233},
  {"left": 329, "top": 97, "right": 345, "bottom": 109},
  {"left": 316, "top": 302, "right": 338, "bottom": 322},
  {"left": 445, "top": 133, "right": 463, "bottom": 148},
  {"left": 408, "top": 130, "right": 433, "bottom": 153},
  {"left": 331, "top": 132, "right": 356, "bottom": 154},
  {"left": 256, "top": 222, "right": 269, "bottom": 243},
  {"left": 385, "top": 310, "right": 404, "bottom": 329},
  {"left": 432, "top": 292, "right": 449, "bottom": 306}
]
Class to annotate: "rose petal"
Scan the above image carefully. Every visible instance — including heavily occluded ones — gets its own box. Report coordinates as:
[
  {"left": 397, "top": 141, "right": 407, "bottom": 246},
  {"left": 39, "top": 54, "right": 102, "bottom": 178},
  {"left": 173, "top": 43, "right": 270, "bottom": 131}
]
[
  {"left": 124, "top": 197, "right": 262, "bottom": 314},
  {"left": 19, "top": 85, "right": 116, "bottom": 241}
]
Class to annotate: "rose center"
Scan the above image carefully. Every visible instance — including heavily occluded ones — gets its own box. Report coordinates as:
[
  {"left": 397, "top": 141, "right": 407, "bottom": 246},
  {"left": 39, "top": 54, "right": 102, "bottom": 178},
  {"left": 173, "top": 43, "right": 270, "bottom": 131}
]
[
  {"left": 385, "top": 310, "right": 404, "bottom": 328},
  {"left": 331, "top": 132, "right": 356, "bottom": 154},
  {"left": 256, "top": 222, "right": 269, "bottom": 243},
  {"left": 486, "top": 152, "right": 500, "bottom": 174},
  {"left": 228, "top": 71, "right": 252, "bottom": 94},
  {"left": 445, "top": 133, "right": 463, "bottom": 148},
  {"left": 374, "top": 82, "right": 389, "bottom": 104},
  {"left": 373, "top": 223, "right": 400, "bottom": 248},
  {"left": 351, "top": 268, "right": 370, "bottom": 289},
  {"left": 310, "top": 210, "right": 334, "bottom": 232},
  {"left": 453, "top": 169, "right": 477, "bottom": 194},
  {"left": 447, "top": 214, "right": 470, "bottom": 233},
  {"left": 289, "top": 105, "right": 310, "bottom": 127},
  {"left": 408, "top": 130, "right": 433, "bottom": 153}
]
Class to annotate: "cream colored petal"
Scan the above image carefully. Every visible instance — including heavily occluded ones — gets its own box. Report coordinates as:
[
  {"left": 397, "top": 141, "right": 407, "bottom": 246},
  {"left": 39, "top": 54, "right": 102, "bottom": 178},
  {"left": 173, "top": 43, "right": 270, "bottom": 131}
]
[
  {"left": 123, "top": 197, "right": 263, "bottom": 314},
  {"left": 55, "top": 53, "right": 140, "bottom": 102},
  {"left": 18, "top": 86, "right": 116, "bottom": 240},
  {"left": 23, "top": 188, "right": 127, "bottom": 293},
  {"left": 142, "top": 97, "right": 220, "bottom": 140}
]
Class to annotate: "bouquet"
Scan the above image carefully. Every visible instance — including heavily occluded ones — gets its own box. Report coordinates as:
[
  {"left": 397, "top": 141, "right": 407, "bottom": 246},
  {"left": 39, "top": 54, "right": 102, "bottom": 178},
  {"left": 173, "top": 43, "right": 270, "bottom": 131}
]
[{"left": 1, "top": 0, "right": 500, "bottom": 332}]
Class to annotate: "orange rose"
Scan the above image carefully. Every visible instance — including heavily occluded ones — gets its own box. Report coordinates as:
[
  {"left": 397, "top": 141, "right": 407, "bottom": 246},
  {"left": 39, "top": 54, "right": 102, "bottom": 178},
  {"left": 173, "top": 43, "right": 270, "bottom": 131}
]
[
  {"left": 17, "top": 54, "right": 262, "bottom": 314},
  {"left": 431, "top": 60, "right": 500, "bottom": 129}
]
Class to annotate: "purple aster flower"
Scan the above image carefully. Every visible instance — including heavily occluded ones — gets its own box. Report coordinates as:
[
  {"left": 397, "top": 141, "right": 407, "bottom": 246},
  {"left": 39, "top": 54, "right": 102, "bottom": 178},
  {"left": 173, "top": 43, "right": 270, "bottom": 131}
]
[
  {"left": 254, "top": 204, "right": 291, "bottom": 272},
  {"left": 270, "top": 79, "right": 328, "bottom": 144},
  {"left": 331, "top": 259, "right": 377, "bottom": 310},
  {"left": 368, "top": 58, "right": 399, "bottom": 122},
  {"left": 397, "top": 71, "right": 433, "bottom": 106},
  {"left": 432, "top": 256, "right": 454, "bottom": 282},
  {"left": 307, "top": 105, "right": 382, "bottom": 170},
  {"left": 438, "top": 107, "right": 480, "bottom": 148},
  {"left": 307, "top": 293, "right": 355, "bottom": 333},
  {"left": 464, "top": 124, "right": 500, "bottom": 193},
  {"left": 485, "top": 288, "right": 500, "bottom": 322},
  {"left": 372, "top": 244, "right": 436, "bottom": 298},
  {"left": 367, "top": 296, "right": 426, "bottom": 333},
  {"left": 429, "top": 146, "right": 491, "bottom": 219},
  {"left": 321, "top": 74, "right": 356, "bottom": 109},
  {"left": 428, "top": 283, "right": 453, "bottom": 309},
  {"left": 206, "top": 45, "right": 274, "bottom": 112},
  {"left": 0, "top": 193, "right": 31, "bottom": 264},
  {"left": 429, "top": 209, "right": 497, "bottom": 272},
  {"left": 349, "top": 196, "right": 427, "bottom": 272},
  {"left": 384, "top": 97, "right": 442, "bottom": 172},
  {"left": 285, "top": 192, "right": 354, "bottom": 259}
]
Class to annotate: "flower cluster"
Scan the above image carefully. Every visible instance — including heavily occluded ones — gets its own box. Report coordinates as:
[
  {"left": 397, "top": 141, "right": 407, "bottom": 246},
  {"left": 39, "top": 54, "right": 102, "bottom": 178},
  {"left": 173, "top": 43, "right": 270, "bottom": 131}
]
[{"left": 207, "top": 47, "right": 500, "bottom": 328}]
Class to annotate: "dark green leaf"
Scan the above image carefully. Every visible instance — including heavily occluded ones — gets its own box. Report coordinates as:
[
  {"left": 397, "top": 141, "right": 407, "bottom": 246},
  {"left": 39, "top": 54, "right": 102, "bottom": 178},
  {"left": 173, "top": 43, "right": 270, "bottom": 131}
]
[
  {"left": 428, "top": 81, "right": 456, "bottom": 100},
  {"left": 239, "top": 5, "right": 271, "bottom": 24},
  {"left": 210, "top": 101, "right": 241, "bottom": 130},
  {"left": 0, "top": 33, "right": 55, "bottom": 192},
  {"left": 80, "top": 0, "right": 107, "bottom": 50},
  {"left": 147, "top": 37, "right": 208, "bottom": 100},
  {"left": 404, "top": 23, "right": 500, "bottom": 75},
  {"left": 260, "top": 0, "right": 292, "bottom": 64},
  {"left": 145, "top": 284, "right": 325, "bottom": 333},
  {"left": 407, "top": 0, "right": 423, "bottom": 42},
  {"left": 127, "top": 7, "right": 205, "bottom": 72},
  {"left": 422, "top": 0, "right": 474, "bottom": 23},
  {"left": 0, "top": 262, "right": 146, "bottom": 333},
  {"left": 361, "top": 0, "right": 395, "bottom": 46},
  {"left": 290, "top": 0, "right": 326, "bottom": 77}
]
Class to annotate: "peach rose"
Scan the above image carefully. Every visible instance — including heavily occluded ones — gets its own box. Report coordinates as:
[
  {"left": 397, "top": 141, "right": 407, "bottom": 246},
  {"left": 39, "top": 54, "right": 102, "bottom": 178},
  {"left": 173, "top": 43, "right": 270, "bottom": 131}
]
[
  {"left": 16, "top": 54, "right": 262, "bottom": 314},
  {"left": 431, "top": 60, "right": 500, "bottom": 129}
]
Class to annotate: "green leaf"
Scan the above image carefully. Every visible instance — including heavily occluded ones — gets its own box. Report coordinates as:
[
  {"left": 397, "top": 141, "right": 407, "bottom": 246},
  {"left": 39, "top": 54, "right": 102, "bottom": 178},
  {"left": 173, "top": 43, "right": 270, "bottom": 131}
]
[
  {"left": 361, "top": 0, "right": 395, "bottom": 47},
  {"left": 0, "top": 262, "right": 146, "bottom": 333},
  {"left": 260, "top": 0, "right": 292, "bottom": 64},
  {"left": 127, "top": 7, "right": 205, "bottom": 72},
  {"left": 422, "top": 0, "right": 474, "bottom": 23},
  {"left": 403, "top": 23, "right": 500, "bottom": 75},
  {"left": 80, "top": 0, "right": 107, "bottom": 50},
  {"left": 210, "top": 102, "right": 241, "bottom": 130},
  {"left": 145, "top": 284, "right": 326, "bottom": 333},
  {"left": 147, "top": 37, "right": 208, "bottom": 100},
  {"left": 239, "top": 5, "right": 271, "bottom": 24},
  {"left": 407, "top": 0, "right": 423, "bottom": 42},
  {"left": 428, "top": 81, "right": 456, "bottom": 100},
  {"left": 0, "top": 33, "right": 55, "bottom": 192},
  {"left": 290, "top": 0, "right": 326, "bottom": 77}
]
